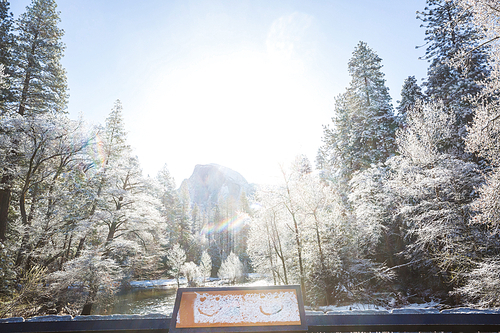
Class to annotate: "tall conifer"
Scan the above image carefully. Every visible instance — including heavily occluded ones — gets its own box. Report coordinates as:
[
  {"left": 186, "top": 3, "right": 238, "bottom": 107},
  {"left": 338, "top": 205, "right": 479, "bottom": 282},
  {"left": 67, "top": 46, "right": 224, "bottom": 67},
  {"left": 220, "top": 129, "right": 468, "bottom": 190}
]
[
  {"left": 418, "top": 0, "right": 489, "bottom": 129},
  {"left": 12, "top": 0, "right": 67, "bottom": 116},
  {"left": 0, "top": 1, "right": 14, "bottom": 112},
  {"left": 318, "top": 41, "right": 396, "bottom": 188},
  {"left": 397, "top": 76, "right": 424, "bottom": 125}
]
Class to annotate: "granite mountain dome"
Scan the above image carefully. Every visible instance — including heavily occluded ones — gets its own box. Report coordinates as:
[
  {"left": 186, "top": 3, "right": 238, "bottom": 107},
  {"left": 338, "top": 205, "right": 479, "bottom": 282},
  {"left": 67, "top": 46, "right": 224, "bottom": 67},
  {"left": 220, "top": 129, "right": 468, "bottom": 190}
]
[{"left": 179, "top": 164, "right": 254, "bottom": 209}]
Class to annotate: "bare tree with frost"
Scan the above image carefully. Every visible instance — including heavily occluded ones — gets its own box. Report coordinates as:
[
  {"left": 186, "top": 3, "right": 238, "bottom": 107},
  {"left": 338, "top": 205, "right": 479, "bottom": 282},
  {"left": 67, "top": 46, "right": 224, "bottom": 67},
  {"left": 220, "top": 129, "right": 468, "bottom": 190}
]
[
  {"left": 250, "top": 156, "right": 393, "bottom": 306},
  {"left": 49, "top": 250, "right": 122, "bottom": 315},
  {"left": 388, "top": 101, "right": 483, "bottom": 299},
  {"left": 450, "top": 0, "right": 500, "bottom": 307},
  {"left": 166, "top": 243, "right": 186, "bottom": 288}
]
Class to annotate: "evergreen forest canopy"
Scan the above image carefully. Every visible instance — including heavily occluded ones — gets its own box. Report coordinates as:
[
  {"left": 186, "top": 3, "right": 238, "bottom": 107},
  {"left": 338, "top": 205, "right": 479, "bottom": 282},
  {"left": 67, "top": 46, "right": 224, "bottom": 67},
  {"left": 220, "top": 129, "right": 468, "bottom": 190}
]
[{"left": 1, "top": 0, "right": 500, "bottom": 317}]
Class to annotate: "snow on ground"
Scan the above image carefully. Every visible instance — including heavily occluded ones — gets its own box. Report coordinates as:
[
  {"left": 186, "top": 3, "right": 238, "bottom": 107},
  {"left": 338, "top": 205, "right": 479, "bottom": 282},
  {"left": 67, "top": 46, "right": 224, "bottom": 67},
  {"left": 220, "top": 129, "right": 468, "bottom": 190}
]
[
  {"left": 129, "top": 278, "right": 187, "bottom": 288},
  {"left": 129, "top": 274, "right": 272, "bottom": 289},
  {"left": 313, "top": 300, "right": 441, "bottom": 313}
]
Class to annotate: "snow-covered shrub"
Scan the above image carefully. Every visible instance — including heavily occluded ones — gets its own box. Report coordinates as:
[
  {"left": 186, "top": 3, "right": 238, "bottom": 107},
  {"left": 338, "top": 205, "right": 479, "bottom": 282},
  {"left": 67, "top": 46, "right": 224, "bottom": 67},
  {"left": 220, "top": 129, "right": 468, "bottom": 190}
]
[
  {"left": 218, "top": 252, "right": 243, "bottom": 284},
  {"left": 181, "top": 261, "right": 200, "bottom": 287},
  {"left": 0, "top": 265, "right": 47, "bottom": 318}
]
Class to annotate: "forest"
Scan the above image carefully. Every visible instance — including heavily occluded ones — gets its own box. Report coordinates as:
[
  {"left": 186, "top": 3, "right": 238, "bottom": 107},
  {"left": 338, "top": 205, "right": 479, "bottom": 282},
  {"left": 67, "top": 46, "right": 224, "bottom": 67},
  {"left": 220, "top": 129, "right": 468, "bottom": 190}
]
[{"left": 1, "top": 0, "right": 500, "bottom": 317}]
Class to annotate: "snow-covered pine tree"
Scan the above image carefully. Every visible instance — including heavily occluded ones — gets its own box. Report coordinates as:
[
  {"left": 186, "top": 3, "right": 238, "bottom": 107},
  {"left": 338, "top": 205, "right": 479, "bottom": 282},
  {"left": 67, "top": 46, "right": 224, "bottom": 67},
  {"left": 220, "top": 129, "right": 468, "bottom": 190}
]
[
  {"left": 0, "top": 0, "right": 68, "bottom": 245},
  {"left": 0, "top": 1, "right": 14, "bottom": 112},
  {"left": 418, "top": 0, "right": 489, "bottom": 133},
  {"left": 396, "top": 76, "right": 424, "bottom": 125},
  {"left": 11, "top": 0, "right": 68, "bottom": 116},
  {"left": 318, "top": 41, "right": 396, "bottom": 191}
]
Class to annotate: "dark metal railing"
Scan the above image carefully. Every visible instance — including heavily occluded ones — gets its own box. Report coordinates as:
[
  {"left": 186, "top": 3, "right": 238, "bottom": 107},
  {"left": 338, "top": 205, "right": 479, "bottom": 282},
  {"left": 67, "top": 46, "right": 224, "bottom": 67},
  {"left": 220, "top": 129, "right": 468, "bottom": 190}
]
[{"left": 2, "top": 311, "right": 500, "bottom": 333}]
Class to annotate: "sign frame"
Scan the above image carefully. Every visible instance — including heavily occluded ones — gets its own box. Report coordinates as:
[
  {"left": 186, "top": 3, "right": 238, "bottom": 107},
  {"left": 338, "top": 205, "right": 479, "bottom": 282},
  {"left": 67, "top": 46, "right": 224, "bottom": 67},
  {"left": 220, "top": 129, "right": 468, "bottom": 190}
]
[{"left": 169, "top": 285, "right": 307, "bottom": 333}]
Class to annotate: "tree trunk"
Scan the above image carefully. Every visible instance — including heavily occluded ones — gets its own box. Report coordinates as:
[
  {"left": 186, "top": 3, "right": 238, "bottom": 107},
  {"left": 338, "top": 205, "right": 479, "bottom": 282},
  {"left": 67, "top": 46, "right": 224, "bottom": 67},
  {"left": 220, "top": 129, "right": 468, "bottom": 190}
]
[
  {"left": 75, "top": 236, "right": 86, "bottom": 258},
  {"left": 0, "top": 175, "right": 11, "bottom": 242}
]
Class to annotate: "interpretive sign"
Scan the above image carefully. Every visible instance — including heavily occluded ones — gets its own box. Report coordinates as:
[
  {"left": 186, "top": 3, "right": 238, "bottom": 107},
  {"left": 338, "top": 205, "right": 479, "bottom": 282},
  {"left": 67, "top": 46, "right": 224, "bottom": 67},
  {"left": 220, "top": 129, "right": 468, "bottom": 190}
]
[{"left": 169, "top": 285, "right": 307, "bottom": 333}]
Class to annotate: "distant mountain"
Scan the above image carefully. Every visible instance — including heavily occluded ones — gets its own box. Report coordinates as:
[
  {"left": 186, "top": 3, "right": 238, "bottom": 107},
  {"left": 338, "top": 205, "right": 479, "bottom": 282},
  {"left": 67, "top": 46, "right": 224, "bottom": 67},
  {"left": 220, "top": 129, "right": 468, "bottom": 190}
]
[{"left": 179, "top": 164, "right": 254, "bottom": 209}]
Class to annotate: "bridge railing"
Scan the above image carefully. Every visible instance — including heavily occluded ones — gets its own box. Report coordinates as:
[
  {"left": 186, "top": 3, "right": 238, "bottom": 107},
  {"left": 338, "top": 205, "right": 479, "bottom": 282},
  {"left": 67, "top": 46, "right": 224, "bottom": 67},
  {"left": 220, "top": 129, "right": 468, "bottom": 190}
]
[{"left": 2, "top": 310, "right": 500, "bottom": 333}]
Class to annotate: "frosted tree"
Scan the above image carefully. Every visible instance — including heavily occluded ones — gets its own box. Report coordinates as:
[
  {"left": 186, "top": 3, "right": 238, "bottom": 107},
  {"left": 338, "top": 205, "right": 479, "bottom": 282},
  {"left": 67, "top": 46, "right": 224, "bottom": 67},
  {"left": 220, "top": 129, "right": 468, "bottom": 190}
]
[
  {"left": 454, "top": 258, "right": 500, "bottom": 307},
  {"left": 0, "top": 114, "right": 88, "bottom": 270},
  {"left": 457, "top": 0, "right": 500, "bottom": 307},
  {"left": 58, "top": 100, "right": 164, "bottom": 289},
  {"left": 349, "top": 165, "right": 399, "bottom": 259},
  {"left": 0, "top": 1, "right": 14, "bottom": 111},
  {"left": 218, "top": 252, "right": 243, "bottom": 284},
  {"left": 11, "top": 0, "right": 68, "bottom": 116},
  {"left": 318, "top": 41, "right": 396, "bottom": 194},
  {"left": 166, "top": 243, "right": 186, "bottom": 287},
  {"left": 49, "top": 250, "right": 122, "bottom": 315},
  {"left": 249, "top": 157, "right": 393, "bottom": 305},
  {"left": 199, "top": 250, "right": 212, "bottom": 283},
  {"left": 396, "top": 76, "right": 424, "bottom": 125},
  {"left": 386, "top": 101, "right": 483, "bottom": 298},
  {"left": 181, "top": 261, "right": 200, "bottom": 287},
  {"left": 155, "top": 164, "right": 181, "bottom": 243},
  {"left": 248, "top": 185, "right": 295, "bottom": 286},
  {"left": 418, "top": 0, "right": 489, "bottom": 134}
]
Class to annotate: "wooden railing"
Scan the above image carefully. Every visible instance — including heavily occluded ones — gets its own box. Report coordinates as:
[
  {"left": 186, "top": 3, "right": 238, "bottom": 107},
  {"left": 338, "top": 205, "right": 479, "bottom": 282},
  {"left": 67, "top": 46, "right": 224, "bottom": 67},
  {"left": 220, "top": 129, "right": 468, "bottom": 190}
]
[{"left": 2, "top": 310, "right": 500, "bottom": 333}]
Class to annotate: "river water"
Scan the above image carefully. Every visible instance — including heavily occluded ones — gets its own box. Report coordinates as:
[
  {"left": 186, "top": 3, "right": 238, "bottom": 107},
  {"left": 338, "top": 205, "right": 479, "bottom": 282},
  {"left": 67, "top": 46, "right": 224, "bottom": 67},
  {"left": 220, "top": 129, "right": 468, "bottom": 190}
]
[
  {"left": 98, "top": 288, "right": 178, "bottom": 315},
  {"left": 98, "top": 278, "right": 271, "bottom": 315}
]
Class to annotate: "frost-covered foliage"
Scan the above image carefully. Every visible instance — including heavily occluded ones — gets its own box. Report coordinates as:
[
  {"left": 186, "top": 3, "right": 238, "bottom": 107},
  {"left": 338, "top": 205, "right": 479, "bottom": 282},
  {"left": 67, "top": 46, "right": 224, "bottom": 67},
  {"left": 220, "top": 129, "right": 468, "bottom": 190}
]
[
  {"left": 249, "top": 156, "right": 393, "bottom": 306},
  {"left": 397, "top": 101, "right": 458, "bottom": 163},
  {"left": 454, "top": 258, "right": 500, "bottom": 307},
  {"left": 444, "top": 0, "right": 500, "bottom": 307},
  {"left": 396, "top": 76, "right": 424, "bottom": 124},
  {"left": 166, "top": 243, "right": 186, "bottom": 287},
  {"left": 217, "top": 252, "right": 243, "bottom": 284},
  {"left": 0, "top": 100, "right": 168, "bottom": 315},
  {"left": 199, "top": 250, "right": 212, "bottom": 282},
  {"left": 349, "top": 165, "right": 395, "bottom": 255},
  {"left": 48, "top": 251, "right": 122, "bottom": 315},
  {"left": 418, "top": 0, "right": 489, "bottom": 124},
  {"left": 318, "top": 41, "right": 396, "bottom": 191},
  {"left": 181, "top": 261, "right": 200, "bottom": 287},
  {"left": 389, "top": 101, "right": 483, "bottom": 297}
]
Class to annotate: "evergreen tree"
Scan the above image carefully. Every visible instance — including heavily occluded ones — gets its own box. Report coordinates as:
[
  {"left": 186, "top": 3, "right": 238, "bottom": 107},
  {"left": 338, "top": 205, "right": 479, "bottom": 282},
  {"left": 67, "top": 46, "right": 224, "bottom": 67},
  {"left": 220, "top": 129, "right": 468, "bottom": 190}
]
[
  {"left": 11, "top": 0, "right": 68, "bottom": 116},
  {"left": 318, "top": 41, "right": 396, "bottom": 188},
  {"left": 0, "top": 2, "right": 14, "bottom": 242},
  {"left": 0, "top": 1, "right": 14, "bottom": 112},
  {"left": 418, "top": 0, "right": 489, "bottom": 129},
  {"left": 396, "top": 76, "right": 424, "bottom": 125}
]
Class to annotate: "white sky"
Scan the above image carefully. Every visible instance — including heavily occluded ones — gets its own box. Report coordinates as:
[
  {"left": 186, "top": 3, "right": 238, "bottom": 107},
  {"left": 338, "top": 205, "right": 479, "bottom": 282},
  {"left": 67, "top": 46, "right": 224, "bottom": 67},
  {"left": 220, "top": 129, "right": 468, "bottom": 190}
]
[{"left": 10, "top": 0, "right": 428, "bottom": 185}]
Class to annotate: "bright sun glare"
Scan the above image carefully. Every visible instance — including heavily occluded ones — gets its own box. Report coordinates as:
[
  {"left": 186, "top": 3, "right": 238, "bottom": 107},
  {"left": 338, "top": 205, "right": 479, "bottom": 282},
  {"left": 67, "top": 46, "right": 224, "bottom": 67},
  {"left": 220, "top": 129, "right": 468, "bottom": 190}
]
[{"left": 131, "top": 24, "right": 328, "bottom": 184}]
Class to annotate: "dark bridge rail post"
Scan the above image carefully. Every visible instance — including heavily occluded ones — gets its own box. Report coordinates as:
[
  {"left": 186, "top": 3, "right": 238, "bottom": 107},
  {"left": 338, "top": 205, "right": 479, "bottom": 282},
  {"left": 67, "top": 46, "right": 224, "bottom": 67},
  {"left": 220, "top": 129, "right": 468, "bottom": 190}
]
[{"left": 2, "top": 311, "right": 500, "bottom": 333}]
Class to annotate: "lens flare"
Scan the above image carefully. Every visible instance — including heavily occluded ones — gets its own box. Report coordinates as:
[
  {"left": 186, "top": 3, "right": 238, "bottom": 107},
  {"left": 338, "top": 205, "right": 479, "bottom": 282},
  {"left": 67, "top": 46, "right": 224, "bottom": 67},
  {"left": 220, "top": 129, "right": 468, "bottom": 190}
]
[
  {"left": 87, "top": 133, "right": 106, "bottom": 169},
  {"left": 201, "top": 212, "right": 250, "bottom": 236}
]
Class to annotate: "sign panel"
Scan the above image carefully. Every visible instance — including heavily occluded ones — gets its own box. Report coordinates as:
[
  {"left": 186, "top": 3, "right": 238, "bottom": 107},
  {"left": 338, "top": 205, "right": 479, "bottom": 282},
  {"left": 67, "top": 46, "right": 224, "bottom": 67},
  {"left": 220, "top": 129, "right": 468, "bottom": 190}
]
[{"left": 169, "top": 285, "right": 307, "bottom": 333}]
